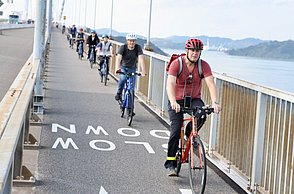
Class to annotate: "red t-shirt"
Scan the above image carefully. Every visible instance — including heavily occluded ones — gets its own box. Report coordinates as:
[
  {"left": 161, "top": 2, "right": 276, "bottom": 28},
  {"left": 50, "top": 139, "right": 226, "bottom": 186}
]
[{"left": 168, "top": 56, "right": 212, "bottom": 100}]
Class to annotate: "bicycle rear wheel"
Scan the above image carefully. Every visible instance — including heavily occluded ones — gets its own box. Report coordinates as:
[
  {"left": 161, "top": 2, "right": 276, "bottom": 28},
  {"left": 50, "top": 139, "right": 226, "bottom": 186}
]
[{"left": 189, "top": 137, "right": 207, "bottom": 194}]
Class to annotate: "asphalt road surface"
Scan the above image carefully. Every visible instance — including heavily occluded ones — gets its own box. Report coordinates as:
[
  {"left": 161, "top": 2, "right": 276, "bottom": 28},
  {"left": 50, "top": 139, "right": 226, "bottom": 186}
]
[
  {"left": 0, "top": 28, "right": 34, "bottom": 101},
  {"left": 35, "top": 28, "right": 245, "bottom": 194}
]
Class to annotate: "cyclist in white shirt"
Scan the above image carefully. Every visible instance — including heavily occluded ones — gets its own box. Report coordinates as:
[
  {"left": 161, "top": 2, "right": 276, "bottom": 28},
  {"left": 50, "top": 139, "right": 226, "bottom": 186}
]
[{"left": 97, "top": 35, "right": 113, "bottom": 72}]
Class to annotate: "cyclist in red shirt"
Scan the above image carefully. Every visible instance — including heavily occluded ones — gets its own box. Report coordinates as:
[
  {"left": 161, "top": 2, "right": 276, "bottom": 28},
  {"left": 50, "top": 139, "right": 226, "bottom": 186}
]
[{"left": 165, "top": 38, "right": 221, "bottom": 176}]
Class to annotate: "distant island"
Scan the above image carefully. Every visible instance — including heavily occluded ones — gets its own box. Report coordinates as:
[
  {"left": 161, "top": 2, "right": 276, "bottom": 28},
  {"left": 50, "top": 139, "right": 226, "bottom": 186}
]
[{"left": 226, "top": 40, "right": 294, "bottom": 61}]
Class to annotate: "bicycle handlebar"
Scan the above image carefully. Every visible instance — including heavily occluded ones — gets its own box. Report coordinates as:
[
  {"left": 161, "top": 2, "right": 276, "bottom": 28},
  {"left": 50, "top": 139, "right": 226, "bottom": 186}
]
[
  {"left": 98, "top": 55, "right": 111, "bottom": 58},
  {"left": 180, "top": 106, "right": 214, "bottom": 116},
  {"left": 116, "top": 71, "right": 141, "bottom": 76}
]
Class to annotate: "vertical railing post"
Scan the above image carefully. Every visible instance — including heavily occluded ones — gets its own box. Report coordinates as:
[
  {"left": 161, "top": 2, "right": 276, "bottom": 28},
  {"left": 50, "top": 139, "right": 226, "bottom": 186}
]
[
  {"left": 144, "top": 0, "right": 153, "bottom": 51},
  {"left": 136, "top": 58, "right": 141, "bottom": 93},
  {"left": 46, "top": 0, "right": 52, "bottom": 44},
  {"left": 33, "top": 0, "right": 46, "bottom": 115},
  {"left": 250, "top": 92, "right": 267, "bottom": 192},
  {"left": 161, "top": 62, "right": 168, "bottom": 114},
  {"left": 208, "top": 78, "right": 222, "bottom": 155},
  {"left": 3, "top": 165, "right": 13, "bottom": 194},
  {"left": 147, "top": 56, "right": 153, "bottom": 102},
  {"left": 109, "top": 0, "right": 114, "bottom": 38},
  {"left": 84, "top": 0, "right": 87, "bottom": 27},
  {"left": 93, "top": 0, "right": 97, "bottom": 30},
  {"left": 13, "top": 122, "right": 25, "bottom": 179},
  {"left": 24, "top": 103, "right": 31, "bottom": 143}
]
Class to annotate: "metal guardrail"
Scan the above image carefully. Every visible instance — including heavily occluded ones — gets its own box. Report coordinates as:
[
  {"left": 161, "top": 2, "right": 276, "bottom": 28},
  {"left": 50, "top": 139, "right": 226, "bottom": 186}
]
[
  {"left": 0, "top": 56, "right": 39, "bottom": 193},
  {"left": 0, "top": 24, "right": 34, "bottom": 35},
  {"left": 0, "top": 24, "right": 34, "bottom": 30},
  {"left": 106, "top": 41, "right": 294, "bottom": 194}
]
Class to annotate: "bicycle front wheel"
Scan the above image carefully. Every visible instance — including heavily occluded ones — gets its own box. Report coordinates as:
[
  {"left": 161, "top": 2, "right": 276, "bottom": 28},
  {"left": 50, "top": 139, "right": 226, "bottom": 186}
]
[
  {"left": 189, "top": 137, "right": 207, "bottom": 194},
  {"left": 126, "top": 91, "right": 134, "bottom": 126},
  {"left": 104, "top": 73, "right": 108, "bottom": 86}
]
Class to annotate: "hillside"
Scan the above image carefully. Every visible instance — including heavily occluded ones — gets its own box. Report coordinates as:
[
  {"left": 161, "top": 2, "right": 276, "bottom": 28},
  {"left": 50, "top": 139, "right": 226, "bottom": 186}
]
[
  {"left": 94, "top": 28, "right": 264, "bottom": 51},
  {"left": 226, "top": 40, "right": 294, "bottom": 60},
  {"left": 151, "top": 36, "right": 264, "bottom": 50},
  {"left": 94, "top": 28, "right": 167, "bottom": 56}
]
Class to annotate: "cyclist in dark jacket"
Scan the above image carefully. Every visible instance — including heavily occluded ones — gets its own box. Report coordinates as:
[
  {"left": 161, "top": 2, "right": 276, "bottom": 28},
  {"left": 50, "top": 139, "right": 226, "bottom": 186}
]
[
  {"left": 86, "top": 31, "right": 100, "bottom": 63},
  {"left": 76, "top": 28, "right": 85, "bottom": 57}
]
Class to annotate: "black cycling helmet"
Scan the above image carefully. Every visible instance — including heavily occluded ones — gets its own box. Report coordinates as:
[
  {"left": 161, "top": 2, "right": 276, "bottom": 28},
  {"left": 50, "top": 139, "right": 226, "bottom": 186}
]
[{"left": 102, "top": 34, "right": 109, "bottom": 39}]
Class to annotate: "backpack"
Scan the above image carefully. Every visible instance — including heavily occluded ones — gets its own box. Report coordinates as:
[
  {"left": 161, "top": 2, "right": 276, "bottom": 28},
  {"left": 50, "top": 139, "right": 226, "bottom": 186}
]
[{"left": 166, "top": 54, "right": 204, "bottom": 79}]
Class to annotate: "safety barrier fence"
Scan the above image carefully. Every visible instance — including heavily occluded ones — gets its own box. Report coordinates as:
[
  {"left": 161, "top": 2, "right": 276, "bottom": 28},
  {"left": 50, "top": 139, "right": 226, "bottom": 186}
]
[
  {"left": 0, "top": 55, "right": 40, "bottom": 193},
  {"left": 0, "top": 24, "right": 34, "bottom": 35}
]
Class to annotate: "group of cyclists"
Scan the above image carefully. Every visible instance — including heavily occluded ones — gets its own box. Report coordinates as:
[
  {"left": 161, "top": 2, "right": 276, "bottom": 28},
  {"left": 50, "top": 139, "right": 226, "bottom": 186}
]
[
  {"left": 62, "top": 24, "right": 222, "bottom": 179},
  {"left": 65, "top": 24, "right": 113, "bottom": 74}
]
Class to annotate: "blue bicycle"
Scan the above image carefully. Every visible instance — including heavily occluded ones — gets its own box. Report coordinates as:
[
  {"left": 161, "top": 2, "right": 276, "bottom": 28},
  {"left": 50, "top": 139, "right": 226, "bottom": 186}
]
[
  {"left": 89, "top": 45, "right": 96, "bottom": 68},
  {"left": 77, "top": 40, "right": 84, "bottom": 60},
  {"left": 99, "top": 55, "right": 110, "bottom": 86},
  {"left": 117, "top": 71, "right": 141, "bottom": 126}
]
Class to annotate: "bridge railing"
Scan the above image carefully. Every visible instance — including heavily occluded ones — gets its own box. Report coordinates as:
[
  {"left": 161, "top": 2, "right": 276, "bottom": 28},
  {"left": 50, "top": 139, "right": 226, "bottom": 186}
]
[
  {"left": 0, "top": 55, "right": 39, "bottom": 193},
  {"left": 107, "top": 40, "right": 294, "bottom": 194},
  {"left": 0, "top": 24, "right": 34, "bottom": 35}
]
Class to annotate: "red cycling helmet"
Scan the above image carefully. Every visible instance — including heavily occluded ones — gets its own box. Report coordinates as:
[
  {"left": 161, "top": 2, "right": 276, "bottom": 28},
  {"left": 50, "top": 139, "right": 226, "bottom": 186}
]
[
  {"left": 79, "top": 28, "right": 83, "bottom": 31},
  {"left": 185, "top": 38, "right": 204, "bottom": 50}
]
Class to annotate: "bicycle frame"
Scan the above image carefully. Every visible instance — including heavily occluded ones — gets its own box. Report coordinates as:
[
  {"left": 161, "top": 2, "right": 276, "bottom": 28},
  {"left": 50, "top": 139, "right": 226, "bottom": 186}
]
[
  {"left": 89, "top": 46, "right": 95, "bottom": 62},
  {"left": 123, "top": 74, "right": 136, "bottom": 109},
  {"left": 180, "top": 116, "right": 199, "bottom": 164},
  {"left": 78, "top": 41, "right": 83, "bottom": 55},
  {"left": 100, "top": 56, "right": 109, "bottom": 76},
  {"left": 176, "top": 106, "right": 214, "bottom": 194}
]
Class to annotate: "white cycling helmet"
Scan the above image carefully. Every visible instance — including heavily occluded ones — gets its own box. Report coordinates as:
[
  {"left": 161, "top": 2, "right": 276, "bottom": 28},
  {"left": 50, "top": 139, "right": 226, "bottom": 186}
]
[{"left": 126, "top": 33, "right": 137, "bottom": 40}]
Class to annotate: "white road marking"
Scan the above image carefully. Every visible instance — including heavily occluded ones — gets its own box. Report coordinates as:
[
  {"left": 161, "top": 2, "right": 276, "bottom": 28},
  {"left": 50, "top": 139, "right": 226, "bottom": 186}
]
[
  {"left": 85, "top": 125, "right": 109, "bottom": 135},
  {"left": 125, "top": 141, "right": 155, "bottom": 154},
  {"left": 179, "top": 189, "right": 192, "bottom": 194},
  {"left": 52, "top": 123, "right": 76, "bottom": 133},
  {"left": 52, "top": 138, "right": 79, "bottom": 149},
  {"left": 117, "top": 128, "right": 140, "bottom": 137},
  {"left": 89, "top": 140, "right": 116, "bottom": 151},
  {"left": 99, "top": 186, "right": 108, "bottom": 194},
  {"left": 150, "top": 129, "right": 170, "bottom": 139}
]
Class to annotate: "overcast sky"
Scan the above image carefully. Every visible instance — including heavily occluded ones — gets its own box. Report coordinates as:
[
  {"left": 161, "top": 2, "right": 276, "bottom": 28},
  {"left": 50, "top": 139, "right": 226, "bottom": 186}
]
[{"left": 8, "top": 0, "right": 294, "bottom": 41}]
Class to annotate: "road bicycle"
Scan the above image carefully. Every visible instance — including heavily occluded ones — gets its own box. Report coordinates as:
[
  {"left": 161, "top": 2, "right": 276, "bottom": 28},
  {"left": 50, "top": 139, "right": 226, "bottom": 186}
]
[
  {"left": 98, "top": 55, "right": 110, "bottom": 86},
  {"left": 77, "top": 40, "right": 84, "bottom": 60},
  {"left": 89, "top": 45, "right": 96, "bottom": 68},
  {"left": 176, "top": 106, "right": 214, "bottom": 194},
  {"left": 116, "top": 71, "right": 141, "bottom": 126},
  {"left": 62, "top": 26, "right": 65, "bottom": 34}
]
